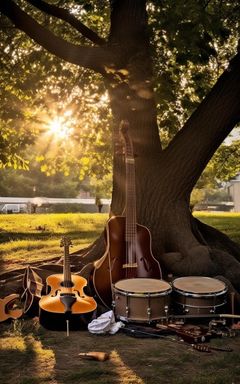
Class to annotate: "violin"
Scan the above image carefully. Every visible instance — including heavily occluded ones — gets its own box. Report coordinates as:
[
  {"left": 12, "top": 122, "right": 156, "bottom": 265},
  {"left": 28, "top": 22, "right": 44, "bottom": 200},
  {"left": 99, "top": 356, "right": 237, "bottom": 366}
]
[
  {"left": 0, "top": 294, "right": 23, "bottom": 322},
  {"left": 39, "top": 237, "right": 97, "bottom": 331}
]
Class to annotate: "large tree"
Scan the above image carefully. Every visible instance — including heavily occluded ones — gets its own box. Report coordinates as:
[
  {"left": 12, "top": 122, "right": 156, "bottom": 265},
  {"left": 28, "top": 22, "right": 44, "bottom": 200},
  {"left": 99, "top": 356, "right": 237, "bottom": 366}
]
[{"left": 1, "top": 0, "right": 240, "bottom": 297}]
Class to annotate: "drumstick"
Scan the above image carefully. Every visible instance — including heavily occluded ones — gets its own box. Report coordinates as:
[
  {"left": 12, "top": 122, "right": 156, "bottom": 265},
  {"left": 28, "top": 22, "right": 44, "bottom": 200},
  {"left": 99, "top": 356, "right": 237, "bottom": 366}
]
[{"left": 167, "top": 313, "right": 240, "bottom": 320}]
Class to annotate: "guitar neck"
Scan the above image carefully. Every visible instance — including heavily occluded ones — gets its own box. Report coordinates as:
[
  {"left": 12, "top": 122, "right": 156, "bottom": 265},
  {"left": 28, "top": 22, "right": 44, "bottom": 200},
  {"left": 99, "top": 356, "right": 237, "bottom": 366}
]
[
  {"left": 63, "top": 244, "right": 72, "bottom": 287},
  {"left": 125, "top": 156, "right": 137, "bottom": 242}
]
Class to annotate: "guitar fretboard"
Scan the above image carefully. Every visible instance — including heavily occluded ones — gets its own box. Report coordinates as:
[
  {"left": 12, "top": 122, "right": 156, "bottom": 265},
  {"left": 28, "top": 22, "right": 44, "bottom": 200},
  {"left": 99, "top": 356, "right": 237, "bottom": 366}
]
[
  {"left": 60, "top": 237, "right": 72, "bottom": 287},
  {"left": 121, "top": 125, "right": 137, "bottom": 268}
]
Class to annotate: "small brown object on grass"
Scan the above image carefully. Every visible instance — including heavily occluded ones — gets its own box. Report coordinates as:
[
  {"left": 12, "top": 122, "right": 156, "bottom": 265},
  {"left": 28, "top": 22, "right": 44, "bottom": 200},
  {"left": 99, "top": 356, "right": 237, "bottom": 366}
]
[{"left": 78, "top": 351, "right": 110, "bottom": 361}]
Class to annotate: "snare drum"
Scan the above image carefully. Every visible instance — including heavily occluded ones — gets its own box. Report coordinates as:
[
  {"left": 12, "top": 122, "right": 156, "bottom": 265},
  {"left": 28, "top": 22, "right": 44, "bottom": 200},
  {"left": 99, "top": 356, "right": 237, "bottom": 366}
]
[
  {"left": 113, "top": 278, "right": 172, "bottom": 323},
  {"left": 172, "top": 276, "right": 228, "bottom": 316}
]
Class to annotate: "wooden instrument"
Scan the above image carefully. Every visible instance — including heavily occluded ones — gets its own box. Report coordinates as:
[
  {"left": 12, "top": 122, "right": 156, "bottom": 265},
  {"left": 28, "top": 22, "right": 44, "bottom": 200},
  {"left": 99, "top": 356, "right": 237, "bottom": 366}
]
[
  {"left": 39, "top": 237, "right": 97, "bottom": 331},
  {"left": 21, "top": 265, "right": 43, "bottom": 316},
  {"left": 122, "top": 323, "right": 211, "bottom": 344},
  {"left": 162, "top": 323, "right": 212, "bottom": 344},
  {"left": 93, "top": 120, "right": 161, "bottom": 308},
  {"left": 0, "top": 294, "right": 23, "bottom": 322}
]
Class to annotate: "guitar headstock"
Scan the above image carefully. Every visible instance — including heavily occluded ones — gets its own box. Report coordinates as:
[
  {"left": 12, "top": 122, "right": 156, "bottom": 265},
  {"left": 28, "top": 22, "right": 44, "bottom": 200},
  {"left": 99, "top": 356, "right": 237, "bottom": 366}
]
[
  {"left": 120, "top": 120, "right": 134, "bottom": 159},
  {"left": 60, "top": 236, "right": 72, "bottom": 248},
  {"left": 120, "top": 119, "right": 129, "bottom": 136}
]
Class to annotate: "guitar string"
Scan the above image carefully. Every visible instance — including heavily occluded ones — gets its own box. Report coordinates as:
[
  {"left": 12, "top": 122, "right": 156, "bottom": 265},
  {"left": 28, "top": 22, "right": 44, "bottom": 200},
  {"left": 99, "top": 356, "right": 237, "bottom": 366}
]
[{"left": 125, "top": 136, "right": 136, "bottom": 278}]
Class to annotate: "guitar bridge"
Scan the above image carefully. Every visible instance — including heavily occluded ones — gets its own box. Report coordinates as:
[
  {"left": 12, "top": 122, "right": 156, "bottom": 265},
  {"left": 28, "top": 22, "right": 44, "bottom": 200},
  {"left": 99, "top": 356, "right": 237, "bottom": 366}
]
[{"left": 122, "top": 263, "right": 138, "bottom": 268}]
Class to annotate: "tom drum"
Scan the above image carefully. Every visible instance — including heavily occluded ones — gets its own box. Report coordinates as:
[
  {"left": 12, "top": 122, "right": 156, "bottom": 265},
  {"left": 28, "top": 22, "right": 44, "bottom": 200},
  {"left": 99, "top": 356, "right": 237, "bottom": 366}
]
[
  {"left": 172, "top": 276, "right": 228, "bottom": 316},
  {"left": 113, "top": 278, "right": 172, "bottom": 323}
]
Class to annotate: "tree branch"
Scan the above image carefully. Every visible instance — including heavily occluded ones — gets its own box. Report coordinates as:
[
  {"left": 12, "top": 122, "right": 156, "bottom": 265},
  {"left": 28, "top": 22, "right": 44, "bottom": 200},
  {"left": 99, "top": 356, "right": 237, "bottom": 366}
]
[
  {"left": 164, "top": 52, "right": 240, "bottom": 194},
  {"left": 0, "top": 0, "right": 112, "bottom": 74},
  {"left": 25, "top": 0, "right": 106, "bottom": 46}
]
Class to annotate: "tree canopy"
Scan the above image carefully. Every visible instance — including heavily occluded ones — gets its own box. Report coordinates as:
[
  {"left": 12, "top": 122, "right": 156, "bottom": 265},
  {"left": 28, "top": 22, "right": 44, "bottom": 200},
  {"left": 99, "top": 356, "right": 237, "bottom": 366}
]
[{"left": 0, "top": 0, "right": 239, "bottom": 187}]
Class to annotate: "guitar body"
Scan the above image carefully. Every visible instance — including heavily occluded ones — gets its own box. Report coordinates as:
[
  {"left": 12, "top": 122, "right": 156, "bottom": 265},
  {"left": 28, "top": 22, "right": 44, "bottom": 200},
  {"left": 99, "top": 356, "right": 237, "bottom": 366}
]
[
  {"left": 93, "top": 216, "right": 161, "bottom": 308},
  {"left": 40, "top": 274, "right": 97, "bottom": 314},
  {"left": 0, "top": 294, "right": 23, "bottom": 322},
  {"left": 39, "top": 237, "right": 97, "bottom": 330}
]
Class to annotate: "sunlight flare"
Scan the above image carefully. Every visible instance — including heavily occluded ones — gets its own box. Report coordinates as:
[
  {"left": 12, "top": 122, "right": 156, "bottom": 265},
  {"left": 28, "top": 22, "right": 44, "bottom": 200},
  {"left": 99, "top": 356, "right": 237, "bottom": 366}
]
[{"left": 48, "top": 116, "right": 73, "bottom": 140}]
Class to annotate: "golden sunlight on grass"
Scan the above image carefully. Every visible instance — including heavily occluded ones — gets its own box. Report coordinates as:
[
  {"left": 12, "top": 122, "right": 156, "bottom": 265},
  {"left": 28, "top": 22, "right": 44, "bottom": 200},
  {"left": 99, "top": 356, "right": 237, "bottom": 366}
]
[
  {"left": 0, "top": 213, "right": 108, "bottom": 270},
  {"left": 0, "top": 334, "right": 56, "bottom": 384},
  {"left": 0, "top": 336, "right": 26, "bottom": 351},
  {"left": 111, "top": 349, "right": 145, "bottom": 384}
]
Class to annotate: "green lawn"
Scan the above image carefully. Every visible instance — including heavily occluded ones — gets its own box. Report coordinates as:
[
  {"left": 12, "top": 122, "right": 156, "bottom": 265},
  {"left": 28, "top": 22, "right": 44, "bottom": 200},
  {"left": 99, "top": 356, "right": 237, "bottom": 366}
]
[
  {"left": 0, "top": 212, "right": 240, "bottom": 271},
  {"left": 194, "top": 211, "right": 240, "bottom": 244},
  {"left": 0, "top": 213, "right": 108, "bottom": 270}
]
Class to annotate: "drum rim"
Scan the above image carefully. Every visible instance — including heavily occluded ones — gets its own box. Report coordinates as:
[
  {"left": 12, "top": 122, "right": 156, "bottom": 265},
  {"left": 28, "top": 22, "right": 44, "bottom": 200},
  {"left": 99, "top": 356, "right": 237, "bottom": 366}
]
[
  {"left": 172, "top": 276, "right": 227, "bottom": 296},
  {"left": 174, "top": 300, "right": 227, "bottom": 309},
  {"left": 113, "top": 286, "right": 172, "bottom": 297},
  {"left": 114, "top": 278, "right": 172, "bottom": 294},
  {"left": 173, "top": 287, "right": 228, "bottom": 297}
]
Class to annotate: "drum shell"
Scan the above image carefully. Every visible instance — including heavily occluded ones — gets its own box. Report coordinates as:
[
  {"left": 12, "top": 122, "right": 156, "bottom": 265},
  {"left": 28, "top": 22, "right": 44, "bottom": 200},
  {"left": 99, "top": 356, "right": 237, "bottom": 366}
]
[
  {"left": 113, "top": 278, "right": 171, "bottom": 323},
  {"left": 172, "top": 277, "right": 228, "bottom": 316}
]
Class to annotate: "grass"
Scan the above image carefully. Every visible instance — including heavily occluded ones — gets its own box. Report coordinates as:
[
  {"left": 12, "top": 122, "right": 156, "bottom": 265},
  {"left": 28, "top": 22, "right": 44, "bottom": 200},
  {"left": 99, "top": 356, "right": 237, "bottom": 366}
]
[
  {"left": 194, "top": 211, "right": 240, "bottom": 244},
  {"left": 1, "top": 320, "right": 240, "bottom": 384},
  {"left": 0, "top": 213, "right": 108, "bottom": 270},
  {"left": 0, "top": 212, "right": 240, "bottom": 383},
  {"left": 0, "top": 211, "right": 240, "bottom": 271}
]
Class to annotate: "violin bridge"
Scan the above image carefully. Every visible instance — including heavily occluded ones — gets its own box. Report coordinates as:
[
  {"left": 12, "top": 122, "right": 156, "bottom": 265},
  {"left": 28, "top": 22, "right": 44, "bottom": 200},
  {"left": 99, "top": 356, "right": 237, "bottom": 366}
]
[{"left": 122, "top": 263, "right": 138, "bottom": 268}]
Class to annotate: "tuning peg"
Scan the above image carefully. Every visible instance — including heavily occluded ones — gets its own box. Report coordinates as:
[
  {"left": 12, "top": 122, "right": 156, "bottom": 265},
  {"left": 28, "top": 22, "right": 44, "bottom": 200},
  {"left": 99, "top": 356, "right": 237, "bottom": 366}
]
[
  {"left": 60, "top": 236, "right": 72, "bottom": 247},
  {"left": 120, "top": 119, "right": 130, "bottom": 133}
]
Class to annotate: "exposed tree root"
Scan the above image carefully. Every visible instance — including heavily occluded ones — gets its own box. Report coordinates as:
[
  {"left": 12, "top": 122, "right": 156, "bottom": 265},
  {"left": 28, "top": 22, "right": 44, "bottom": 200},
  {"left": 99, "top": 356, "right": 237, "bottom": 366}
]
[
  {"left": 192, "top": 217, "right": 240, "bottom": 260},
  {"left": 162, "top": 245, "right": 220, "bottom": 277}
]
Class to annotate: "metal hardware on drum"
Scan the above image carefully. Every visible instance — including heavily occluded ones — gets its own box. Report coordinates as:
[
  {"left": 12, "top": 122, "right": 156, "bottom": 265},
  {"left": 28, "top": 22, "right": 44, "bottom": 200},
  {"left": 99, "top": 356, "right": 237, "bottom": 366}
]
[
  {"left": 175, "top": 300, "right": 227, "bottom": 315},
  {"left": 172, "top": 277, "right": 228, "bottom": 317},
  {"left": 113, "top": 278, "right": 172, "bottom": 323}
]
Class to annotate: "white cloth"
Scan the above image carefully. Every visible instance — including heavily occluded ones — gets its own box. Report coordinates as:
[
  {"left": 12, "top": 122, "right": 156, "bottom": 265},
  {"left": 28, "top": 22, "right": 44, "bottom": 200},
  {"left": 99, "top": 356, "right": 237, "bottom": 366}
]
[{"left": 88, "top": 310, "right": 125, "bottom": 335}]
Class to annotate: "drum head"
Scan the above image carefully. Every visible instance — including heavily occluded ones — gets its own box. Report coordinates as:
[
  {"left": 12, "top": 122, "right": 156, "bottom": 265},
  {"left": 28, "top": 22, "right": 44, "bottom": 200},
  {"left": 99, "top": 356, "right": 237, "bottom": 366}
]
[
  {"left": 173, "top": 276, "right": 226, "bottom": 294},
  {"left": 114, "top": 278, "right": 171, "bottom": 294}
]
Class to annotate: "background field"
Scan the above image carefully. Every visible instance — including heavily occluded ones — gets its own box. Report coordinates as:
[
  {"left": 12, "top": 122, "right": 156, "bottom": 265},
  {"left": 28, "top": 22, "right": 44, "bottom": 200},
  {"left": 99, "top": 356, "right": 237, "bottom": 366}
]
[
  {"left": 0, "top": 212, "right": 240, "bottom": 271},
  {"left": 0, "top": 213, "right": 108, "bottom": 271},
  {"left": 0, "top": 212, "right": 240, "bottom": 384}
]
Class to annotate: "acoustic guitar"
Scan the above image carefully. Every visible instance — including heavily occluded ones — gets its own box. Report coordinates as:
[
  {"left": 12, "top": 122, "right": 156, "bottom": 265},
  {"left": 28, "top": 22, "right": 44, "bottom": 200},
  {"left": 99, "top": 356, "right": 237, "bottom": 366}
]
[
  {"left": 0, "top": 294, "right": 23, "bottom": 322},
  {"left": 93, "top": 120, "right": 162, "bottom": 308},
  {"left": 39, "top": 237, "right": 97, "bottom": 331}
]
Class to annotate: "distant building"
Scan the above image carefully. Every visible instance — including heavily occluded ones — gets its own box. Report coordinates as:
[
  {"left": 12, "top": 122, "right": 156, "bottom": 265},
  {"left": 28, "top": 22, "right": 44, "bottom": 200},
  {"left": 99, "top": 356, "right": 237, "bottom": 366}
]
[
  {"left": 228, "top": 174, "right": 240, "bottom": 212},
  {"left": 1, "top": 203, "right": 28, "bottom": 214},
  {"left": 0, "top": 196, "right": 111, "bottom": 213}
]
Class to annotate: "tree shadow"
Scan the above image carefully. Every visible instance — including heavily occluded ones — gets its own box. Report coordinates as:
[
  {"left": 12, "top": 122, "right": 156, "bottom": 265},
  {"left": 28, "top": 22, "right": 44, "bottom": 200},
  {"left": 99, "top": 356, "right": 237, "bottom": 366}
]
[{"left": 0, "top": 321, "right": 56, "bottom": 384}]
